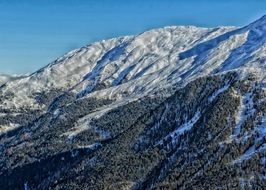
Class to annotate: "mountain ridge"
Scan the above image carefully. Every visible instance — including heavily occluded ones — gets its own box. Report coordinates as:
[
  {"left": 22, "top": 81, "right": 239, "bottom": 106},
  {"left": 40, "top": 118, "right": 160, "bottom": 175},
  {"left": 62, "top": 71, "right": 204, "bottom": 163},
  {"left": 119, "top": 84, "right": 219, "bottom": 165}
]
[{"left": 0, "top": 16, "right": 265, "bottom": 189}]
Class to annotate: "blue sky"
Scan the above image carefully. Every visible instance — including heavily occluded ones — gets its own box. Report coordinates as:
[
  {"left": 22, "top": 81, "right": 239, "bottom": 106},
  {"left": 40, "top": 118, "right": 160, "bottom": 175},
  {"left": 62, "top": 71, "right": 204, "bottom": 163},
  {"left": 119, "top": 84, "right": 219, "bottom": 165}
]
[{"left": 0, "top": 0, "right": 266, "bottom": 75}]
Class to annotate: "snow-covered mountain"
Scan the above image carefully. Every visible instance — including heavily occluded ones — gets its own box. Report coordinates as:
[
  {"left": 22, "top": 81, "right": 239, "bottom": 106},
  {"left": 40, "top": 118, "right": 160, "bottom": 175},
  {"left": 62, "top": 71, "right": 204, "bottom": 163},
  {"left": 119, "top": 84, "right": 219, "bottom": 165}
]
[
  {"left": 0, "top": 74, "right": 29, "bottom": 87},
  {"left": 0, "top": 16, "right": 265, "bottom": 189},
  {"left": 0, "top": 75, "right": 10, "bottom": 86},
  {"left": 0, "top": 74, "right": 25, "bottom": 86}
]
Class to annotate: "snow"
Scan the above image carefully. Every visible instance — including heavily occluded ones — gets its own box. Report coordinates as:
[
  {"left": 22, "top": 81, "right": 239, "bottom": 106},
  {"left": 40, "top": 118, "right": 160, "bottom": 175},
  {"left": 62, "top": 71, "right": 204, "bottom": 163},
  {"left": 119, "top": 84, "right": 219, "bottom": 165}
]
[
  {"left": 261, "top": 156, "right": 266, "bottom": 166},
  {"left": 157, "top": 111, "right": 201, "bottom": 147},
  {"left": 235, "top": 143, "right": 266, "bottom": 164},
  {"left": 0, "top": 75, "right": 11, "bottom": 86},
  {"left": 232, "top": 116, "right": 266, "bottom": 164},
  {"left": 1, "top": 16, "right": 266, "bottom": 132},
  {"left": 237, "top": 144, "right": 266, "bottom": 163},
  {"left": 0, "top": 74, "right": 27, "bottom": 86},
  {"left": 171, "top": 111, "right": 201, "bottom": 135},
  {"left": 53, "top": 109, "right": 60, "bottom": 118},
  {"left": 78, "top": 42, "right": 129, "bottom": 97},
  {"left": 78, "top": 142, "right": 102, "bottom": 151},
  {"left": 232, "top": 92, "right": 255, "bottom": 137},
  {"left": 24, "top": 182, "right": 29, "bottom": 190},
  {"left": 94, "top": 127, "right": 111, "bottom": 139},
  {"left": 0, "top": 123, "right": 20, "bottom": 134},
  {"left": 149, "top": 103, "right": 170, "bottom": 133},
  {"left": 112, "top": 64, "right": 136, "bottom": 86},
  {"left": 258, "top": 116, "right": 266, "bottom": 136},
  {"left": 208, "top": 83, "right": 230, "bottom": 102},
  {"left": 62, "top": 97, "right": 138, "bottom": 140},
  {"left": 0, "top": 25, "right": 233, "bottom": 109},
  {"left": 220, "top": 26, "right": 266, "bottom": 72}
]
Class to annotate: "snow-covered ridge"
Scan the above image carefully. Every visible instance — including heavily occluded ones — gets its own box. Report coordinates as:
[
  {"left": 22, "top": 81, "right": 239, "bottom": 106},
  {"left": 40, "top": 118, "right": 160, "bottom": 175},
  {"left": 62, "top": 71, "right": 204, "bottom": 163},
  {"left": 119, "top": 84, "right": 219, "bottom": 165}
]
[
  {"left": 1, "top": 15, "right": 266, "bottom": 112},
  {"left": 0, "top": 75, "right": 10, "bottom": 86},
  {"left": 0, "top": 74, "right": 27, "bottom": 86}
]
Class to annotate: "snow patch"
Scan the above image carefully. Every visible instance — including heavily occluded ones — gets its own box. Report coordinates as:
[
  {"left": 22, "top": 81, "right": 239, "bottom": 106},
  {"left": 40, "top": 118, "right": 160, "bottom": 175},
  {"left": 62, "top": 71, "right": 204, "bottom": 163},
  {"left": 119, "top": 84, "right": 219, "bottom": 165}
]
[
  {"left": 78, "top": 142, "right": 102, "bottom": 151},
  {"left": 24, "top": 182, "right": 29, "bottom": 190},
  {"left": 0, "top": 123, "right": 20, "bottom": 134},
  {"left": 157, "top": 111, "right": 201, "bottom": 148},
  {"left": 208, "top": 83, "right": 230, "bottom": 102},
  {"left": 232, "top": 116, "right": 266, "bottom": 164},
  {"left": 232, "top": 92, "right": 255, "bottom": 138}
]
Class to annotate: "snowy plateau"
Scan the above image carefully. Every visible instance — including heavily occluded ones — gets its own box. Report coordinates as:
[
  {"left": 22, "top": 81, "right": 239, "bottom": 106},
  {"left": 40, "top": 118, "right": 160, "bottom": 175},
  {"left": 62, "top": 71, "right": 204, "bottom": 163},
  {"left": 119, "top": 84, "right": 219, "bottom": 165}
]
[{"left": 0, "top": 16, "right": 266, "bottom": 189}]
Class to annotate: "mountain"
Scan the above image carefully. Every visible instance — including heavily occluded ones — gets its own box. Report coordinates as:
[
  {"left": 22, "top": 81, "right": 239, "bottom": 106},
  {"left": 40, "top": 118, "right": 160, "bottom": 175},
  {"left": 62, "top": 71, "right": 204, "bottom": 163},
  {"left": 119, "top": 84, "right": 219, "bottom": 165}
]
[
  {"left": 0, "top": 74, "right": 26, "bottom": 86},
  {"left": 0, "top": 75, "right": 10, "bottom": 86},
  {"left": 0, "top": 16, "right": 265, "bottom": 190}
]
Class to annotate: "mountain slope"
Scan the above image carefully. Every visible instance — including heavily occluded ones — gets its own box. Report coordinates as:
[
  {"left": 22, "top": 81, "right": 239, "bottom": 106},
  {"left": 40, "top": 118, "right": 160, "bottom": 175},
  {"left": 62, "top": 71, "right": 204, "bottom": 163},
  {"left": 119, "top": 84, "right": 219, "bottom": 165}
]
[
  {"left": 0, "top": 16, "right": 265, "bottom": 189},
  {"left": 0, "top": 74, "right": 27, "bottom": 86},
  {"left": 0, "top": 75, "right": 10, "bottom": 86}
]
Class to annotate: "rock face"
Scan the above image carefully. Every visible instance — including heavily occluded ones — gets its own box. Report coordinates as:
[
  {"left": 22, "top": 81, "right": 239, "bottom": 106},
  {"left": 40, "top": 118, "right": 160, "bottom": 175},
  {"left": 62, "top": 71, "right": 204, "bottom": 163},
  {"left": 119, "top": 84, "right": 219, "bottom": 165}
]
[{"left": 0, "top": 16, "right": 266, "bottom": 190}]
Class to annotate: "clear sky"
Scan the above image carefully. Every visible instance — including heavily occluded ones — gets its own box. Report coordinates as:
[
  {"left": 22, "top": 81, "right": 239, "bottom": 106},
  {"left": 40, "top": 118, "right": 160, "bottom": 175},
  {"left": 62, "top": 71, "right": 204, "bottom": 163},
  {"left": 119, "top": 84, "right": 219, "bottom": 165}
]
[{"left": 0, "top": 0, "right": 266, "bottom": 75}]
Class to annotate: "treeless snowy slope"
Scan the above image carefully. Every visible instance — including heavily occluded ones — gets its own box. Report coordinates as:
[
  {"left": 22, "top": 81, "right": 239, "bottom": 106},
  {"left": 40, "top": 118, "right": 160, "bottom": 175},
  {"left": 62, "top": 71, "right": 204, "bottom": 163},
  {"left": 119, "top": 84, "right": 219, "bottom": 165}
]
[
  {"left": 0, "top": 26, "right": 234, "bottom": 110},
  {"left": 0, "top": 74, "right": 27, "bottom": 86},
  {"left": 0, "top": 75, "right": 10, "bottom": 86},
  {"left": 0, "top": 15, "right": 265, "bottom": 113}
]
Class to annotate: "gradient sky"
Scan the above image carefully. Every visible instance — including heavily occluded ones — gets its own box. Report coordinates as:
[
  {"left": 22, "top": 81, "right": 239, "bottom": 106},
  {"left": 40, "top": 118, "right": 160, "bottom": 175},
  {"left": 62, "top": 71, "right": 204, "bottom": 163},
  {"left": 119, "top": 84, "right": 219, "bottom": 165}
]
[{"left": 0, "top": 0, "right": 266, "bottom": 75}]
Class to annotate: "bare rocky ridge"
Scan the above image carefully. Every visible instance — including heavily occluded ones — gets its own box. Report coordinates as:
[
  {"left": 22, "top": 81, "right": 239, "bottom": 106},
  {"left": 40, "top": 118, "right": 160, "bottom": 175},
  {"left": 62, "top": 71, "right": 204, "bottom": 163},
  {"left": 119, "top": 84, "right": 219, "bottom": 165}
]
[{"left": 0, "top": 16, "right": 265, "bottom": 189}]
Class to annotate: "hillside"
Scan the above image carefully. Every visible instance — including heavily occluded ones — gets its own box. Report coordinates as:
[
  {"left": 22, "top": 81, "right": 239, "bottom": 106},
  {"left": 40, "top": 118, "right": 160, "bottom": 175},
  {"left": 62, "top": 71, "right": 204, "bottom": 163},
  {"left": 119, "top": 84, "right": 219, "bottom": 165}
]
[{"left": 0, "top": 16, "right": 265, "bottom": 190}]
